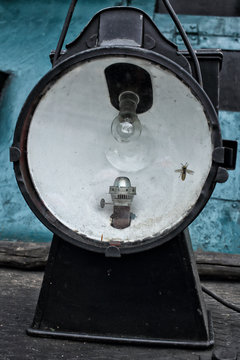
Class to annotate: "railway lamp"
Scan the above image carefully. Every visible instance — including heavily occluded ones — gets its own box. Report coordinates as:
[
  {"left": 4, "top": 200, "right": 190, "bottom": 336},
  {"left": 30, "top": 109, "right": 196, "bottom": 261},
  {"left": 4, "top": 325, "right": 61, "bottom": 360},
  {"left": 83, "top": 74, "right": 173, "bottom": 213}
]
[{"left": 10, "top": 3, "right": 237, "bottom": 348}]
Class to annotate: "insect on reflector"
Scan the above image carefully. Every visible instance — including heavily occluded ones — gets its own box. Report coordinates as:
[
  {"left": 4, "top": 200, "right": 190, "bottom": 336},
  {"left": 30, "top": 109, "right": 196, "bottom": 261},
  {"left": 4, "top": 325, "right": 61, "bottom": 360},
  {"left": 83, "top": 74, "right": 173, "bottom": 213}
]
[{"left": 175, "top": 162, "right": 194, "bottom": 181}]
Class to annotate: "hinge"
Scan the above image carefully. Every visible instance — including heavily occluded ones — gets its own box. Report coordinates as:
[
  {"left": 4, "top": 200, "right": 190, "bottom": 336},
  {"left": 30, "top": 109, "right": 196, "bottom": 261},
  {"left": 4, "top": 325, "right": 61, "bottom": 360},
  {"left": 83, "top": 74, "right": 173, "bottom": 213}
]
[{"left": 105, "top": 245, "right": 121, "bottom": 258}]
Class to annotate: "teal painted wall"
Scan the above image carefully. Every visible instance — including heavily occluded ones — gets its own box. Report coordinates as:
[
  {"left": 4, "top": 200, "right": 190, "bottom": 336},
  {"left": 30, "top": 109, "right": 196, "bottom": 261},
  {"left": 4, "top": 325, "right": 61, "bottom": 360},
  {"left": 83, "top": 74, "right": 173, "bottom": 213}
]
[{"left": 0, "top": 0, "right": 239, "bottom": 252}]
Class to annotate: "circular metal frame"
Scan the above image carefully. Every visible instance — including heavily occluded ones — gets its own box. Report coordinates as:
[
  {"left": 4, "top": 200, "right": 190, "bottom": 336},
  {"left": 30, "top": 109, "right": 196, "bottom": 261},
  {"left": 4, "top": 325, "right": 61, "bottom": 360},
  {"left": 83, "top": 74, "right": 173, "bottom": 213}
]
[{"left": 13, "top": 46, "right": 222, "bottom": 254}]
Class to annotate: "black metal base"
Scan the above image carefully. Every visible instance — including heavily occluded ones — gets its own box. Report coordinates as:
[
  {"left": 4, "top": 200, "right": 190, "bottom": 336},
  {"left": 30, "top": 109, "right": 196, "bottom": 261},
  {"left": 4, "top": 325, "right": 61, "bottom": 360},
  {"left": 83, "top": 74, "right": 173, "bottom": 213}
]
[
  {"left": 28, "top": 231, "right": 214, "bottom": 348},
  {"left": 27, "top": 310, "right": 214, "bottom": 348}
]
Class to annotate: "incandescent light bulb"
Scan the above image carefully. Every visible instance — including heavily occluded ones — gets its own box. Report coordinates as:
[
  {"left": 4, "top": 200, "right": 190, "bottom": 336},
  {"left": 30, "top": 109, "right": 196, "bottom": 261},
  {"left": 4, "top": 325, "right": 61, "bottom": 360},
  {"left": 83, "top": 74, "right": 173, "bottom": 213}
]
[
  {"left": 111, "top": 91, "right": 142, "bottom": 143},
  {"left": 106, "top": 90, "right": 154, "bottom": 172}
]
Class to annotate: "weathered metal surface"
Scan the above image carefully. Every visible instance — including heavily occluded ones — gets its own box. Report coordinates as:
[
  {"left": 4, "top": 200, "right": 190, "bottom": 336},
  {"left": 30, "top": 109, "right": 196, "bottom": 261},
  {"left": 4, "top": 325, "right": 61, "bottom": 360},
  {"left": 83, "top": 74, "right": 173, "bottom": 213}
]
[
  {"left": 154, "top": 14, "right": 240, "bottom": 111},
  {"left": 219, "top": 51, "right": 240, "bottom": 111},
  {"left": 154, "top": 14, "right": 240, "bottom": 50}
]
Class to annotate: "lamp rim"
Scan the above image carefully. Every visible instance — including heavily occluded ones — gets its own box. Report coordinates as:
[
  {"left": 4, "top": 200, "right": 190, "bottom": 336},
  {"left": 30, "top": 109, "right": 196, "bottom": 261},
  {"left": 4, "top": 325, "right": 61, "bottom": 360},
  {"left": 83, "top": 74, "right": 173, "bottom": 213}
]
[{"left": 12, "top": 46, "right": 221, "bottom": 254}]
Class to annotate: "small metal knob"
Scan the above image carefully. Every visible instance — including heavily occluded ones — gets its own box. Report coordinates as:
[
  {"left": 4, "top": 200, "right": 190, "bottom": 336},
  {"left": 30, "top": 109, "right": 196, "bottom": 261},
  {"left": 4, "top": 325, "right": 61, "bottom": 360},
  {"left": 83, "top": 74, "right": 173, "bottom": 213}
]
[{"left": 100, "top": 199, "right": 105, "bottom": 208}]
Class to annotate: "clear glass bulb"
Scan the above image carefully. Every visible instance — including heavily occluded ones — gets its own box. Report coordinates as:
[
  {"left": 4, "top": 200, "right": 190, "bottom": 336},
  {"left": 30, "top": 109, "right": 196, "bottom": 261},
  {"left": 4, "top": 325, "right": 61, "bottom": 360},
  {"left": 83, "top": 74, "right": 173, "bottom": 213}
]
[
  {"left": 112, "top": 113, "right": 142, "bottom": 143},
  {"left": 111, "top": 91, "right": 142, "bottom": 143},
  {"left": 106, "top": 91, "right": 155, "bottom": 172}
]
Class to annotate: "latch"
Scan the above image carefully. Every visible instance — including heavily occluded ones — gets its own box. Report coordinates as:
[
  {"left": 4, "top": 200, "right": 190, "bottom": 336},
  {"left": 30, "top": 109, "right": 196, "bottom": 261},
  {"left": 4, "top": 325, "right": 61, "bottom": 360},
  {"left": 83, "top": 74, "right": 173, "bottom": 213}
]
[
  {"left": 10, "top": 146, "right": 21, "bottom": 162},
  {"left": 213, "top": 140, "right": 237, "bottom": 169},
  {"left": 221, "top": 139, "right": 238, "bottom": 170},
  {"left": 175, "top": 23, "right": 199, "bottom": 45},
  {"left": 213, "top": 139, "right": 238, "bottom": 183}
]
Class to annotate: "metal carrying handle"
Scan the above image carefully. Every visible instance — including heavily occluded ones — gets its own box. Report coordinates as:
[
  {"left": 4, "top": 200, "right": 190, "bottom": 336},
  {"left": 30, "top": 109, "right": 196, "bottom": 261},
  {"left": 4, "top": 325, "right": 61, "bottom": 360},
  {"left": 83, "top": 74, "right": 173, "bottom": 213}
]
[
  {"left": 53, "top": 0, "right": 78, "bottom": 66},
  {"left": 162, "top": 0, "right": 203, "bottom": 87}
]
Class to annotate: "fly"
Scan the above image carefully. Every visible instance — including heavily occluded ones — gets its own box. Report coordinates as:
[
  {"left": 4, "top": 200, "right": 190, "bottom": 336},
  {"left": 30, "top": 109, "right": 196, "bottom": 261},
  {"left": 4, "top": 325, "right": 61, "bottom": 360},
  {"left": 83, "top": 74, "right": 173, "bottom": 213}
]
[{"left": 175, "top": 162, "right": 194, "bottom": 181}]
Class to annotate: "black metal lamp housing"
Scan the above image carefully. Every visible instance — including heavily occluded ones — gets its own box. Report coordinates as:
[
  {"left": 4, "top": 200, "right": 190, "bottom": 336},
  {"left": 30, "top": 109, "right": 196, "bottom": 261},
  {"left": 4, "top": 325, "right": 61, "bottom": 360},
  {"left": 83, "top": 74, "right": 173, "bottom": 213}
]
[{"left": 10, "top": 6, "right": 237, "bottom": 348}]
